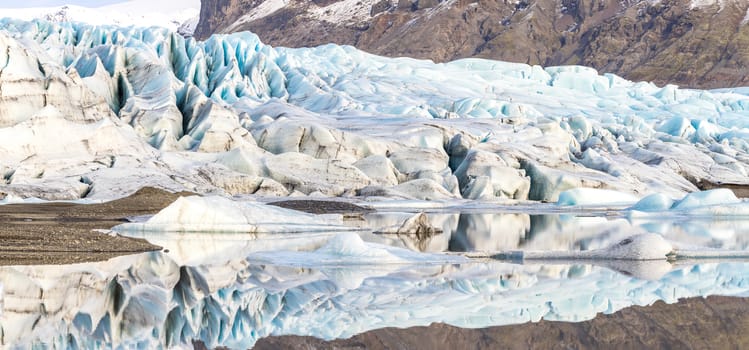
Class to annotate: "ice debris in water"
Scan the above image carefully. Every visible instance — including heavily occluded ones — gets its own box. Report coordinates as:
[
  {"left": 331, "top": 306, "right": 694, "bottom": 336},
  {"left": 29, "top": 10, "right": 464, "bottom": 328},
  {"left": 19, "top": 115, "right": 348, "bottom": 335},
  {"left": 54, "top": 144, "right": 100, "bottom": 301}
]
[
  {"left": 316, "top": 232, "right": 400, "bottom": 259},
  {"left": 628, "top": 189, "right": 749, "bottom": 216},
  {"left": 556, "top": 188, "right": 640, "bottom": 206}
]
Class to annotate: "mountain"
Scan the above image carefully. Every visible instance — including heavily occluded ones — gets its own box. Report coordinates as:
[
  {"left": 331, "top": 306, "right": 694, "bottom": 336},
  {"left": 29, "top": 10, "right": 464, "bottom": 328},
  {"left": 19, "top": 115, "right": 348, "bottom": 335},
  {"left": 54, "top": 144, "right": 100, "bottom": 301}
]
[
  {"left": 194, "top": 0, "right": 749, "bottom": 89},
  {"left": 0, "top": 0, "right": 201, "bottom": 35}
]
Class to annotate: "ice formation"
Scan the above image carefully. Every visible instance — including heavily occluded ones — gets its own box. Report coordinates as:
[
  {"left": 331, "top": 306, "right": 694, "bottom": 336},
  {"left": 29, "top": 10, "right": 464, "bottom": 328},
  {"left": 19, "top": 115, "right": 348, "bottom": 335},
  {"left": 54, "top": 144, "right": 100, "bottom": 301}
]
[
  {"left": 0, "top": 19, "right": 748, "bottom": 204},
  {"left": 627, "top": 189, "right": 749, "bottom": 217},
  {"left": 114, "top": 195, "right": 352, "bottom": 233},
  {"left": 556, "top": 188, "right": 640, "bottom": 206}
]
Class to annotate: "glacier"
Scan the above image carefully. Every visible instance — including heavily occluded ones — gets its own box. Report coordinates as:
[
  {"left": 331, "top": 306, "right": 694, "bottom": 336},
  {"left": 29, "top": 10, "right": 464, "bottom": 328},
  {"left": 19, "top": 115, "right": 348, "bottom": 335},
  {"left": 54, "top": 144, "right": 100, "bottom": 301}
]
[
  {"left": 0, "top": 19, "right": 749, "bottom": 203},
  {"left": 3, "top": 17, "right": 749, "bottom": 348}
]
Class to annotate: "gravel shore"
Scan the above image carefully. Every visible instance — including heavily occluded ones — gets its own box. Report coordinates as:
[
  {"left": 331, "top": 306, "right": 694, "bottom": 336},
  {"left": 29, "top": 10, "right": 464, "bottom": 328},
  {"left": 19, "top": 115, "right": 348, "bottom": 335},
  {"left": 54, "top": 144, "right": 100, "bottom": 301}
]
[{"left": 0, "top": 187, "right": 193, "bottom": 265}]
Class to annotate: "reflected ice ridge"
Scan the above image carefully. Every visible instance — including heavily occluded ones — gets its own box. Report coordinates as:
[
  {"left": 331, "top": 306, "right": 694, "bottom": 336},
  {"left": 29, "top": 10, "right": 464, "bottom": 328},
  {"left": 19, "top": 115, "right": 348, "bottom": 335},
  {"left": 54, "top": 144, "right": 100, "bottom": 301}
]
[
  {"left": 361, "top": 211, "right": 749, "bottom": 253},
  {"left": 4, "top": 213, "right": 749, "bottom": 349}
]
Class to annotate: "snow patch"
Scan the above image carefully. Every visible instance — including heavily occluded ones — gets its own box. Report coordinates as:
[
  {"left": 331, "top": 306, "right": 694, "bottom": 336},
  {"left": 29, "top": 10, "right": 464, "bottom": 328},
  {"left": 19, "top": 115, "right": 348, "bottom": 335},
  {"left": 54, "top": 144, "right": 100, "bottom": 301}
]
[
  {"left": 690, "top": 0, "right": 725, "bottom": 9},
  {"left": 309, "top": 0, "right": 377, "bottom": 23}
]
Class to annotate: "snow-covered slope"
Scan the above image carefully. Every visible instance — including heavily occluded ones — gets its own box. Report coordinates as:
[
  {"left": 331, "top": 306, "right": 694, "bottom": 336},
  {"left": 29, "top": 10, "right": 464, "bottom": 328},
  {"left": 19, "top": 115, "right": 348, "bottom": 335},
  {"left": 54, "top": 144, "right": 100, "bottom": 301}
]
[
  {"left": 1, "top": 19, "right": 749, "bottom": 204},
  {"left": 0, "top": 1, "right": 200, "bottom": 35}
]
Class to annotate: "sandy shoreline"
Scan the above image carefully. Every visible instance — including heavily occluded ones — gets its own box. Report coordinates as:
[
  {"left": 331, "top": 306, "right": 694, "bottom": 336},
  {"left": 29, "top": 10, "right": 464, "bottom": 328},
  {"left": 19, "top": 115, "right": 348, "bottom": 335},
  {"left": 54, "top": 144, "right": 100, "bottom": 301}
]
[{"left": 0, "top": 187, "right": 193, "bottom": 265}]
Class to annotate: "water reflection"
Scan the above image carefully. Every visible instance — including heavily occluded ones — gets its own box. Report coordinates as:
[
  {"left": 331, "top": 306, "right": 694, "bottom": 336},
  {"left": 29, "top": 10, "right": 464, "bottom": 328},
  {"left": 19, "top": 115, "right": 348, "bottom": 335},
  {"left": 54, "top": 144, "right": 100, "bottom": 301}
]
[
  {"left": 2, "top": 251, "right": 749, "bottom": 347},
  {"left": 3, "top": 212, "right": 749, "bottom": 348},
  {"left": 363, "top": 212, "right": 749, "bottom": 253}
]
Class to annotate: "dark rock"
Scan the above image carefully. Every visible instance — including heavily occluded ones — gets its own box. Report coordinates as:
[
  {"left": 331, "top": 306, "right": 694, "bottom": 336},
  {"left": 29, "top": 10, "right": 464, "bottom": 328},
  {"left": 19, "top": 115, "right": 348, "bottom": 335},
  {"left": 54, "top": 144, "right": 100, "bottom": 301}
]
[
  {"left": 397, "top": 0, "right": 413, "bottom": 10},
  {"left": 371, "top": 0, "right": 394, "bottom": 16},
  {"left": 416, "top": 0, "right": 441, "bottom": 10},
  {"left": 267, "top": 199, "right": 373, "bottom": 214}
]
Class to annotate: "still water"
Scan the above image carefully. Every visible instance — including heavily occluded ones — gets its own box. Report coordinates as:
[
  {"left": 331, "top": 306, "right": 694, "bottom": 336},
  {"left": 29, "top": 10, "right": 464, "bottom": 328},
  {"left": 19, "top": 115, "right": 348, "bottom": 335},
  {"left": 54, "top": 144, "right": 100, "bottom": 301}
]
[{"left": 3, "top": 212, "right": 749, "bottom": 349}]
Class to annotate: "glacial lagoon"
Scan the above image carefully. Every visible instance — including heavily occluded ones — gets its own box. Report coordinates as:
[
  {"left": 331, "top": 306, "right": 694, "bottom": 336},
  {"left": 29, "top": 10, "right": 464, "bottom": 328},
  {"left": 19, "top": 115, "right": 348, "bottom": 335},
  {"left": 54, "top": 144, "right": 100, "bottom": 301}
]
[{"left": 4, "top": 209, "right": 749, "bottom": 349}]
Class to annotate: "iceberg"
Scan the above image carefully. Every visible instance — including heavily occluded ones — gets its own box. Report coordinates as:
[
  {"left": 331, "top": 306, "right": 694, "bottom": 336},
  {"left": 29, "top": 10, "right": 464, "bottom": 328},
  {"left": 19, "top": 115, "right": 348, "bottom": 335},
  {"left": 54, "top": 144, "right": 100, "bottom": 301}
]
[
  {"left": 114, "top": 195, "right": 353, "bottom": 233},
  {"left": 556, "top": 188, "right": 640, "bottom": 207},
  {"left": 628, "top": 189, "right": 749, "bottom": 217}
]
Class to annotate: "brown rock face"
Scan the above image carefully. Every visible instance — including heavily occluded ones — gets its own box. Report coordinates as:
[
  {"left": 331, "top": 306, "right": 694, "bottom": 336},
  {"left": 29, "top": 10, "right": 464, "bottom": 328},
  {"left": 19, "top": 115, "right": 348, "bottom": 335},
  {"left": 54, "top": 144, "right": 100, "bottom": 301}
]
[{"left": 195, "top": 0, "right": 749, "bottom": 89}]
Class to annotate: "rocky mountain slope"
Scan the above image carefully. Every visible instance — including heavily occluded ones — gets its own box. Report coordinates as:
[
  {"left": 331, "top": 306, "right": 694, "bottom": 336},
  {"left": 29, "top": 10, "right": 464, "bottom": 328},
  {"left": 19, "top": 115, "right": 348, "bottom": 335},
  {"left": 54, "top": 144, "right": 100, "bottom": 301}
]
[{"left": 195, "top": 0, "right": 749, "bottom": 89}]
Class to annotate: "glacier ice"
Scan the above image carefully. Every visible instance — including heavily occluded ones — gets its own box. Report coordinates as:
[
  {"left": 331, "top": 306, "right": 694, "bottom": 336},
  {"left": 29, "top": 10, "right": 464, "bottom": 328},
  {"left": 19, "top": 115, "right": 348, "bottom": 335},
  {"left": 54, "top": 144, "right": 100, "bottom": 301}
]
[
  {"left": 249, "top": 232, "right": 468, "bottom": 268},
  {"left": 4, "top": 198, "right": 749, "bottom": 348},
  {"left": 0, "top": 19, "right": 749, "bottom": 202}
]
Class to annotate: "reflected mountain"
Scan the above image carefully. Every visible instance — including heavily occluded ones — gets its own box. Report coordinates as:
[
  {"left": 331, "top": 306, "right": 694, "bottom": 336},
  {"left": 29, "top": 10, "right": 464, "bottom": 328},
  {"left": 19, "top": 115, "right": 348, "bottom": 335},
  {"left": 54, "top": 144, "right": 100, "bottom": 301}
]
[{"left": 255, "top": 296, "right": 749, "bottom": 350}]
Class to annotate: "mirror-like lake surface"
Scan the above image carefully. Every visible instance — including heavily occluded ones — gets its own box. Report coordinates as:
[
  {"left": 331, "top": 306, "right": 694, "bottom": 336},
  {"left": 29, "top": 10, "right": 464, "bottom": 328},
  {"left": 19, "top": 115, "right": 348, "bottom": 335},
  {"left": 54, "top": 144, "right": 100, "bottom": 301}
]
[{"left": 3, "top": 212, "right": 749, "bottom": 349}]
